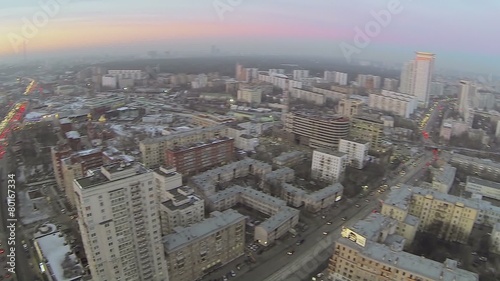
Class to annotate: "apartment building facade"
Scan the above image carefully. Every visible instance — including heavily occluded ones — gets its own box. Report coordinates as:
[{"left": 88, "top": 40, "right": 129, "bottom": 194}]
[
  {"left": 338, "top": 99, "right": 363, "bottom": 117},
  {"left": 140, "top": 125, "right": 226, "bottom": 168},
  {"left": 349, "top": 115, "right": 385, "bottom": 152},
  {"left": 338, "top": 138, "right": 370, "bottom": 169},
  {"left": 73, "top": 163, "right": 168, "bottom": 281},
  {"left": 311, "top": 149, "right": 347, "bottom": 183},
  {"left": 368, "top": 90, "right": 418, "bottom": 118},
  {"left": 284, "top": 112, "right": 350, "bottom": 149},
  {"left": 163, "top": 209, "right": 245, "bottom": 281},
  {"left": 165, "top": 137, "right": 234, "bottom": 175}
]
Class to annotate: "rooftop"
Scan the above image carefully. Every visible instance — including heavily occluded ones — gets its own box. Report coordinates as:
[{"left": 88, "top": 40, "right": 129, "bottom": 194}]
[
  {"left": 168, "top": 137, "right": 233, "bottom": 152},
  {"left": 338, "top": 237, "right": 478, "bottom": 281},
  {"left": 349, "top": 213, "right": 398, "bottom": 241},
  {"left": 466, "top": 176, "right": 500, "bottom": 190},
  {"left": 34, "top": 224, "right": 84, "bottom": 281},
  {"left": 163, "top": 209, "right": 245, "bottom": 252},
  {"left": 452, "top": 153, "right": 500, "bottom": 170},
  {"left": 75, "top": 162, "right": 149, "bottom": 189},
  {"left": 141, "top": 125, "right": 226, "bottom": 145},
  {"left": 314, "top": 149, "right": 347, "bottom": 158}
]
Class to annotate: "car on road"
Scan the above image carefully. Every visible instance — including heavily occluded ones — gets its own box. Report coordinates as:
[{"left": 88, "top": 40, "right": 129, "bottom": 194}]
[
  {"left": 322, "top": 231, "right": 328, "bottom": 235},
  {"left": 364, "top": 199, "right": 369, "bottom": 202},
  {"left": 223, "top": 276, "right": 228, "bottom": 281},
  {"left": 0, "top": 249, "right": 4, "bottom": 254},
  {"left": 326, "top": 221, "right": 332, "bottom": 225},
  {"left": 230, "top": 270, "right": 236, "bottom": 277},
  {"left": 287, "top": 249, "right": 295, "bottom": 255},
  {"left": 355, "top": 204, "right": 360, "bottom": 208},
  {"left": 296, "top": 239, "right": 305, "bottom": 246},
  {"left": 341, "top": 217, "right": 347, "bottom": 221}
]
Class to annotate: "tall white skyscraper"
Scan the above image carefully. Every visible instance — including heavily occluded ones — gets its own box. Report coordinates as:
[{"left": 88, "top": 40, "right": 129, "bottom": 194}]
[
  {"left": 459, "top": 81, "right": 477, "bottom": 126},
  {"left": 399, "top": 52, "right": 435, "bottom": 107},
  {"left": 74, "top": 163, "right": 169, "bottom": 281}
]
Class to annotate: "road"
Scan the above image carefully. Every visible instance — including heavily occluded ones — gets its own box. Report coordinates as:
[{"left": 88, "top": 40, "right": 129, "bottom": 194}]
[
  {"left": 221, "top": 152, "right": 436, "bottom": 281},
  {"left": 0, "top": 156, "right": 35, "bottom": 281}
]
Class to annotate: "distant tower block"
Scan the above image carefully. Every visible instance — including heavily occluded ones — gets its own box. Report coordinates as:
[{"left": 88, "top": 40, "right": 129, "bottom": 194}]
[{"left": 281, "top": 78, "right": 290, "bottom": 122}]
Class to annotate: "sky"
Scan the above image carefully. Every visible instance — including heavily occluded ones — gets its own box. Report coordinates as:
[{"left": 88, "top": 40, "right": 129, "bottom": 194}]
[{"left": 0, "top": 0, "right": 499, "bottom": 73}]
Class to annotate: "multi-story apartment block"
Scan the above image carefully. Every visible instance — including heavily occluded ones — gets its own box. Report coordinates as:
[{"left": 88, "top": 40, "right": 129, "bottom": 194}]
[
  {"left": 450, "top": 153, "right": 500, "bottom": 182},
  {"left": 293, "top": 69, "right": 310, "bottom": 81},
  {"left": 108, "top": 70, "right": 144, "bottom": 80},
  {"left": 338, "top": 138, "right": 370, "bottom": 169},
  {"left": 337, "top": 98, "right": 363, "bottom": 117},
  {"left": 399, "top": 52, "right": 435, "bottom": 107},
  {"left": 284, "top": 112, "right": 350, "bottom": 149},
  {"left": 163, "top": 209, "right": 245, "bottom": 281},
  {"left": 465, "top": 176, "right": 500, "bottom": 201},
  {"left": 368, "top": 90, "right": 418, "bottom": 118},
  {"left": 430, "top": 164, "right": 456, "bottom": 194},
  {"left": 311, "top": 149, "right": 347, "bottom": 183},
  {"left": 328, "top": 213, "right": 478, "bottom": 281},
  {"left": 207, "top": 185, "right": 300, "bottom": 246},
  {"left": 350, "top": 115, "right": 385, "bottom": 152},
  {"left": 281, "top": 182, "right": 344, "bottom": 212},
  {"left": 154, "top": 167, "right": 205, "bottom": 235},
  {"left": 140, "top": 125, "right": 226, "bottom": 168},
  {"left": 491, "top": 223, "right": 500, "bottom": 254},
  {"left": 51, "top": 143, "right": 73, "bottom": 191},
  {"left": 381, "top": 185, "right": 478, "bottom": 244},
  {"left": 73, "top": 163, "right": 168, "bottom": 281},
  {"left": 165, "top": 137, "right": 234, "bottom": 175},
  {"left": 257, "top": 72, "right": 303, "bottom": 89},
  {"left": 357, "top": 74, "right": 381, "bottom": 90},
  {"left": 383, "top": 78, "right": 399, "bottom": 91},
  {"left": 268, "top": 69, "right": 285, "bottom": 75},
  {"left": 61, "top": 148, "right": 103, "bottom": 208},
  {"left": 237, "top": 87, "right": 262, "bottom": 104},
  {"left": 190, "top": 158, "right": 272, "bottom": 198},
  {"left": 290, "top": 87, "right": 326, "bottom": 105}
]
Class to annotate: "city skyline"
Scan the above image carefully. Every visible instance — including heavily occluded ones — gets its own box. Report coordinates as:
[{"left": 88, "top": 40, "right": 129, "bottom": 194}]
[{"left": 0, "top": 0, "right": 499, "bottom": 73}]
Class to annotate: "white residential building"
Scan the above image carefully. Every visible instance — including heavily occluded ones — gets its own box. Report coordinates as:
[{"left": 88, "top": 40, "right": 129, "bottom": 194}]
[
  {"left": 400, "top": 52, "right": 435, "bottom": 107},
  {"left": 257, "top": 72, "right": 303, "bottom": 89},
  {"left": 368, "top": 90, "right": 418, "bottom": 118},
  {"left": 311, "top": 149, "right": 347, "bottom": 183},
  {"left": 357, "top": 74, "right": 381, "bottom": 89},
  {"left": 324, "top": 71, "right": 348, "bottom": 85},
  {"left": 293, "top": 69, "right": 310, "bottom": 81},
  {"left": 269, "top": 69, "right": 285, "bottom": 75},
  {"left": 338, "top": 138, "right": 370, "bottom": 169},
  {"left": 73, "top": 163, "right": 168, "bottom": 281}
]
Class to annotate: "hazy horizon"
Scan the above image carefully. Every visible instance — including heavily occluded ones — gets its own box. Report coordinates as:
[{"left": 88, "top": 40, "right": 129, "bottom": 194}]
[{"left": 1, "top": 0, "right": 499, "bottom": 73}]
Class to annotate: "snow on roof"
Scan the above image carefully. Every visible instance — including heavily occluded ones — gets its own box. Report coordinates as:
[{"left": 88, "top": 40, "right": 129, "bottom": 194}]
[
  {"left": 35, "top": 224, "right": 83, "bottom": 281},
  {"left": 65, "top": 131, "right": 80, "bottom": 139}
]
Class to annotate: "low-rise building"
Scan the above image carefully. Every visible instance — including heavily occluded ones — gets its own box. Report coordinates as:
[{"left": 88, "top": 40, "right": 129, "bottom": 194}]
[
  {"left": 273, "top": 151, "right": 305, "bottom": 167},
  {"left": 163, "top": 210, "right": 246, "bottom": 281},
  {"left": 33, "top": 223, "right": 84, "bottom": 281}
]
